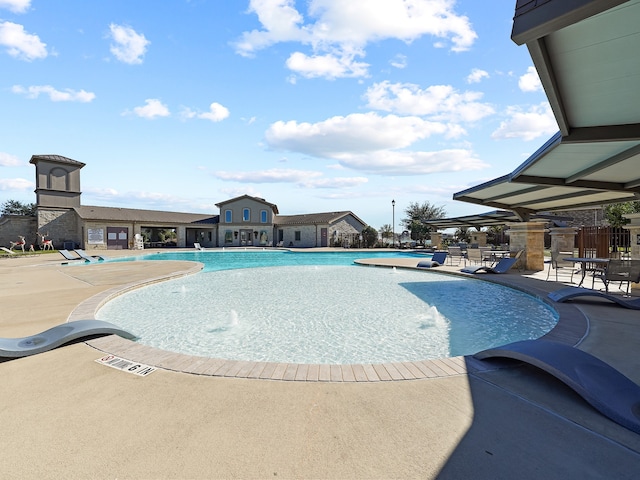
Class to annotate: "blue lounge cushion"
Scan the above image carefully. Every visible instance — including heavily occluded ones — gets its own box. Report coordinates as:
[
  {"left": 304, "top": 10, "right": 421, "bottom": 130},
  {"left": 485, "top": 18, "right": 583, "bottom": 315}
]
[
  {"left": 548, "top": 286, "right": 640, "bottom": 310},
  {"left": 475, "top": 339, "right": 640, "bottom": 435},
  {"left": 0, "top": 320, "right": 136, "bottom": 358}
]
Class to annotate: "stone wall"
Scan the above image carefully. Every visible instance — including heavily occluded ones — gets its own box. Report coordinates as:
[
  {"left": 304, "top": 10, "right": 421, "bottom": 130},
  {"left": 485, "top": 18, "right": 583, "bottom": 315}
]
[
  {"left": 0, "top": 215, "right": 38, "bottom": 249},
  {"left": 37, "top": 208, "right": 80, "bottom": 249}
]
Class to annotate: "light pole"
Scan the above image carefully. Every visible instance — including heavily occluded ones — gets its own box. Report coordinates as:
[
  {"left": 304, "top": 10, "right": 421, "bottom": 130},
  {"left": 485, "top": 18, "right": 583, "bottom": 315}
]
[{"left": 392, "top": 199, "right": 395, "bottom": 248}]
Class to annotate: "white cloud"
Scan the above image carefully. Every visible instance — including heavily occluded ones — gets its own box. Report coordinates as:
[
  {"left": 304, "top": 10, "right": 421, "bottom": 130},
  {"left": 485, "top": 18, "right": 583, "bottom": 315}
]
[
  {"left": 265, "top": 112, "right": 451, "bottom": 157},
  {"left": 286, "top": 50, "right": 369, "bottom": 79},
  {"left": 129, "top": 99, "right": 170, "bottom": 119},
  {"left": 0, "top": 0, "right": 30, "bottom": 13},
  {"left": 0, "top": 177, "right": 33, "bottom": 190},
  {"left": 466, "top": 68, "right": 488, "bottom": 84},
  {"left": 234, "top": 0, "right": 477, "bottom": 78},
  {"left": 0, "top": 152, "right": 21, "bottom": 166},
  {"left": 84, "top": 187, "right": 201, "bottom": 211},
  {"left": 264, "top": 112, "right": 488, "bottom": 176},
  {"left": 390, "top": 53, "right": 407, "bottom": 69},
  {"left": 364, "top": 81, "right": 495, "bottom": 122},
  {"left": 491, "top": 102, "right": 558, "bottom": 141},
  {"left": 213, "top": 168, "right": 368, "bottom": 189},
  {"left": 519, "top": 66, "right": 542, "bottom": 92},
  {"left": 0, "top": 21, "right": 47, "bottom": 61},
  {"left": 108, "top": 23, "right": 149, "bottom": 64},
  {"left": 182, "top": 102, "right": 230, "bottom": 122},
  {"left": 301, "top": 176, "right": 368, "bottom": 188},
  {"left": 12, "top": 84, "right": 96, "bottom": 102},
  {"left": 332, "top": 149, "right": 488, "bottom": 175},
  {"left": 214, "top": 168, "right": 323, "bottom": 183}
]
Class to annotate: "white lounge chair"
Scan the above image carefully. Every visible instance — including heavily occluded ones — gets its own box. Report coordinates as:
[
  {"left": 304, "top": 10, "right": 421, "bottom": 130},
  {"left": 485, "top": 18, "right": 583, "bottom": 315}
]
[
  {"left": 59, "top": 249, "right": 83, "bottom": 261},
  {"left": 74, "top": 249, "right": 106, "bottom": 262},
  {"left": 1, "top": 247, "right": 16, "bottom": 255},
  {"left": 194, "top": 243, "right": 204, "bottom": 250}
]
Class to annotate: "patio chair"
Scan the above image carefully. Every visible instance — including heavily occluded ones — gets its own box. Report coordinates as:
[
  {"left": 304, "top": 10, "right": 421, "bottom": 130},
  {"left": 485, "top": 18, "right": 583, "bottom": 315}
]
[
  {"left": 546, "top": 250, "right": 577, "bottom": 282},
  {"left": 447, "top": 246, "right": 465, "bottom": 266},
  {"left": 416, "top": 251, "right": 447, "bottom": 268},
  {"left": 548, "top": 286, "right": 640, "bottom": 310},
  {"left": 194, "top": 243, "right": 204, "bottom": 250},
  {"left": 460, "top": 255, "right": 518, "bottom": 274},
  {"left": 74, "top": 249, "right": 106, "bottom": 262},
  {"left": 466, "top": 248, "right": 483, "bottom": 265},
  {"left": 595, "top": 259, "right": 640, "bottom": 295}
]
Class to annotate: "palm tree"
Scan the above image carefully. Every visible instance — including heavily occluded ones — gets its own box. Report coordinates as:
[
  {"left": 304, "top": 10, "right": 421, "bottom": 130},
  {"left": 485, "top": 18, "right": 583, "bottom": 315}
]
[{"left": 379, "top": 224, "right": 393, "bottom": 246}]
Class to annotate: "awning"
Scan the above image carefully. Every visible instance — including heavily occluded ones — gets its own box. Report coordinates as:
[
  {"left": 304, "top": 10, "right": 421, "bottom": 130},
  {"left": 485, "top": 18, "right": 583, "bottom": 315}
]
[
  {"left": 454, "top": 0, "right": 640, "bottom": 219},
  {"left": 422, "top": 210, "right": 571, "bottom": 230}
]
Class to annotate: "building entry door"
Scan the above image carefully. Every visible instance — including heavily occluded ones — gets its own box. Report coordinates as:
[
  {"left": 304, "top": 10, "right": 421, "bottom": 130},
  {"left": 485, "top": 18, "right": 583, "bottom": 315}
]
[
  {"left": 107, "top": 227, "right": 128, "bottom": 249},
  {"left": 321, "top": 228, "right": 328, "bottom": 247},
  {"left": 240, "top": 229, "right": 253, "bottom": 246}
]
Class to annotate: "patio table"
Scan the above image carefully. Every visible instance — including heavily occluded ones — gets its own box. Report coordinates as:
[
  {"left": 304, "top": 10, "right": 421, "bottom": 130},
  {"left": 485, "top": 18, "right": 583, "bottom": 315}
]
[
  {"left": 563, "top": 257, "right": 610, "bottom": 288},
  {"left": 483, "top": 250, "right": 510, "bottom": 265}
]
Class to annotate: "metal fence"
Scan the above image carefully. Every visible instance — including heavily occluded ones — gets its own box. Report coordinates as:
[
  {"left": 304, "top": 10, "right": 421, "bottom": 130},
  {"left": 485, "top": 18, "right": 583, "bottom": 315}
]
[{"left": 576, "top": 226, "right": 630, "bottom": 258}]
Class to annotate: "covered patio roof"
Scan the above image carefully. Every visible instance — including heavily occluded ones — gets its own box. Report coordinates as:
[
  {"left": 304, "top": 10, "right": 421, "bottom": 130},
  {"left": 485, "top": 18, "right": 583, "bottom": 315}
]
[
  {"left": 453, "top": 0, "right": 640, "bottom": 219},
  {"left": 422, "top": 210, "right": 571, "bottom": 230}
]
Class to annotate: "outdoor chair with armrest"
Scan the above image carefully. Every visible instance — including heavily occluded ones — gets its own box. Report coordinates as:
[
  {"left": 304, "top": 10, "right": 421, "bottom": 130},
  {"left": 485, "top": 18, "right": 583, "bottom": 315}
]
[
  {"left": 595, "top": 259, "right": 640, "bottom": 295},
  {"left": 447, "top": 246, "right": 464, "bottom": 266},
  {"left": 546, "top": 250, "right": 577, "bottom": 283},
  {"left": 466, "top": 248, "right": 483, "bottom": 265}
]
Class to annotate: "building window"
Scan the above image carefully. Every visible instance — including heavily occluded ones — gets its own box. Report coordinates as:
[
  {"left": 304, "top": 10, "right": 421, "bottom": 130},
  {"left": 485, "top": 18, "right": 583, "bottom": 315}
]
[
  {"left": 224, "top": 230, "right": 233, "bottom": 243},
  {"left": 225, "top": 210, "right": 232, "bottom": 223},
  {"left": 243, "top": 208, "right": 250, "bottom": 221},
  {"left": 295, "top": 231, "right": 301, "bottom": 241},
  {"left": 261, "top": 210, "right": 268, "bottom": 223}
]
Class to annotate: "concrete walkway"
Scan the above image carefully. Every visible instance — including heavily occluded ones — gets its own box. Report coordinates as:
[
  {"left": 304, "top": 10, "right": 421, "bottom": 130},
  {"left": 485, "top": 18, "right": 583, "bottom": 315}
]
[{"left": 1, "top": 250, "right": 639, "bottom": 479}]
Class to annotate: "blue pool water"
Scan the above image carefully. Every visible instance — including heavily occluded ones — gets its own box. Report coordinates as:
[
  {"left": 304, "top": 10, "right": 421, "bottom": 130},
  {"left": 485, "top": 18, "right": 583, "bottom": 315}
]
[{"left": 98, "top": 250, "right": 558, "bottom": 364}]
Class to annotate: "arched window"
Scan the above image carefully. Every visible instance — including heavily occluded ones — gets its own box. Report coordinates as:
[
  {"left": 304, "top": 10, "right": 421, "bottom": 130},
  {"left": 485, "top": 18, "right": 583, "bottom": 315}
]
[
  {"left": 49, "top": 168, "right": 69, "bottom": 191},
  {"left": 243, "top": 208, "right": 250, "bottom": 221}
]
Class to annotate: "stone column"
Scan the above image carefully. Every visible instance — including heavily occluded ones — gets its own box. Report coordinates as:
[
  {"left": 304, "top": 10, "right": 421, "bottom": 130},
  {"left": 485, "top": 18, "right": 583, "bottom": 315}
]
[
  {"left": 622, "top": 213, "right": 640, "bottom": 258},
  {"left": 176, "top": 226, "right": 186, "bottom": 248},
  {"left": 548, "top": 226, "right": 577, "bottom": 254},
  {"left": 469, "top": 231, "right": 487, "bottom": 246},
  {"left": 430, "top": 232, "right": 442, "bottom": 249},
  {"left": 506, "top": 221, "right": 547, "bottom": 271}
]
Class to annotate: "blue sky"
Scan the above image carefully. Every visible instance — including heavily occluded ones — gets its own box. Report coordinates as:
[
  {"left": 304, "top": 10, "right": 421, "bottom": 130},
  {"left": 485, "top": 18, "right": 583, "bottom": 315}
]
[{"left": 0, "top": 0, "right": 558, "bottom": 230}]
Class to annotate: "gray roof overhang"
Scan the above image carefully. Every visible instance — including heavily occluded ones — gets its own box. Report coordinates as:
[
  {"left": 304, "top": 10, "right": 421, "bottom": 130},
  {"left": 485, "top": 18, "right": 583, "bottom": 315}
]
[
  {"left": 453, "top": 0, "right": 640, "bottom": 218},
  {"left": 422, "top": 210, "right": 572, "bottom": 230}
]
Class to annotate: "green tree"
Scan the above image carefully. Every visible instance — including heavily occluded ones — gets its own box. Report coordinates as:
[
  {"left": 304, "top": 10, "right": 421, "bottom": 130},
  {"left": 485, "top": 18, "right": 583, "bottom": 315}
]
[
  {"left": 401, "top": 201, "right": 446, "bottom": 244},
  {"left": 1, "top": 199, "right": 36, "bottom": 216},
  {"left": 604, "top": 201, "right": 640, "bottom": 227},
  {"left": 361, "top": 226, "right": 378, "bottom": 248},
  {"left": 454, "top": 226, "right": 470, "bottom": 243}
]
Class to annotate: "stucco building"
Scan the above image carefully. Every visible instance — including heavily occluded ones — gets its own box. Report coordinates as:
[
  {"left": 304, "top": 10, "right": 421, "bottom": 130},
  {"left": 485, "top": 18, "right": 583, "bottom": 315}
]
[{"left": 0, "top": 154, "right": 366, "bottom": 251}]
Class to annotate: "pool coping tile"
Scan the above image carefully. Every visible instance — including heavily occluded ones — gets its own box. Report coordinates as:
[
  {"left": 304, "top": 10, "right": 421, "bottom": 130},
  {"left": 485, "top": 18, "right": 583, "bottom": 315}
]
[{"left": 79, "top": 257, "right": 589, "bottom": 383}]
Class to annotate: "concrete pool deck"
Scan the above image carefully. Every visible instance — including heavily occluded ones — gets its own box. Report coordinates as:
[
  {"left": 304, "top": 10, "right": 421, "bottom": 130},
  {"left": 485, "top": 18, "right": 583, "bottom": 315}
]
[{"left": 1, "top": 249, "right": 639, "bottom": 478}]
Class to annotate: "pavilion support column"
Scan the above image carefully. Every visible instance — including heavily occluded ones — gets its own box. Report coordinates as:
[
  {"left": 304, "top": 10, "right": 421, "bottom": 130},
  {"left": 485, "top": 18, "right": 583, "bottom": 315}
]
[
  {"left": 469, "top": 230, "right": 487, "bottom": 246},
  {"left": 548, "top": 226, "right": 577, "bottom": 254},
  {"left": 622, "top": 213, "right": 640, "bottom": 259},
  {"left": 176, "top": 226, "right": 186, "bottom": 248},
  {"left": 430, "top": 232, "right": 442, "bottom": 250},
  {"left": 507, "top": 221, "right": 546, "bottom": 271}
]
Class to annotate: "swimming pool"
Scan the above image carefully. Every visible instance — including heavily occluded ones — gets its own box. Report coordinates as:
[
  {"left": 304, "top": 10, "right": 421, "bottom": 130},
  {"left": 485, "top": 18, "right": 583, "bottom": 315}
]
[{"left": 97, "top": 250, "right": 558, "bottom": 364}]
